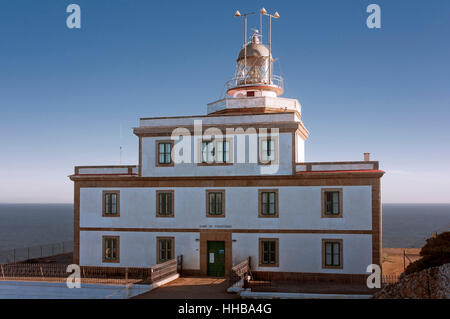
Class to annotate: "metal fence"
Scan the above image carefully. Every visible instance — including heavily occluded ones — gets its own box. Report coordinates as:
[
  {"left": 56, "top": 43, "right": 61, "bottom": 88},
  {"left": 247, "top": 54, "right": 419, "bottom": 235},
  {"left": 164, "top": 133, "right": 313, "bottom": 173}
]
[
  {"left": 0, "top": 258, "right": 178, "bottom": 285},
  {"left": 150, "top": 259, "right": 178, "bottom": 283},
  {"left": 0, "top": 241, "right": 73, "bottom": 264},
  {"left": 229, "top": 257, "right": 251, "bottom": 286},
  {"left": 382, "top": 274, "right": 400, "bottom": 285}
]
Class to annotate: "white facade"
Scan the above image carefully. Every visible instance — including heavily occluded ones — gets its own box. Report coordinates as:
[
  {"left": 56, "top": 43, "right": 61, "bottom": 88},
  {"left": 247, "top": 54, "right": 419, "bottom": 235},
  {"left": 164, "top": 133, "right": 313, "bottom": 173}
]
[
  {"left": 70, "top": 29, "right": 383, "bottom": 282},
  {"left": 78, "top": 185, "right": 374, "bottom": 275},
  {"left": 141, "top": 133, "right": 295, "bottom": 177},
  {"left": 79, "top": 231, "right": 372, "bottom": 274},
  {"left": 79, "top": 186, "right": 372, "bottom": 230}
]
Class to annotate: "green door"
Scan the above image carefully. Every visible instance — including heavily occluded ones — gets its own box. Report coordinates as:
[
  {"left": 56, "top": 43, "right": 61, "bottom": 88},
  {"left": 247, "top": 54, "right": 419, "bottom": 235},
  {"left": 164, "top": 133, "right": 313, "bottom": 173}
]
[{"left": 207, "top": 241, "right": 225, "bottom": 277}]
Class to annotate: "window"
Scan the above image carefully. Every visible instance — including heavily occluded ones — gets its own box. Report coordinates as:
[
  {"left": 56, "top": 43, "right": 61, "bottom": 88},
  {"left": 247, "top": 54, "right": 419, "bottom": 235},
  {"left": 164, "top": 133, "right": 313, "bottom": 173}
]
[
  {"left": 215, "top": 140, "right": 231, "bottom": 163},
  {"left": 201, "top": 140, "right": 215, "bottom": 163},
  {"left": 157, "top": 237, "right": 174, "bottom": 263},
  {"left": 156, "top": 141, "right": 174, "bottom": 166},
  {"left": 258, "top": 189, "right": 279, "bottom": 217},
  {"left": 102, "top": 190, "right": 120, "bottom": 217},
  {"left": 259, "top": 136, "right": 278, "bottom": 164},
  {"left": 103, "top": 236, "right": 119, "bottom": 263},
  {"left": 200, "top": 139, "right": 232, "bottom": 164},
  {"left": 206, "top": 190, "right": 225, "bottom": 217},
  {"left": 322, "top": 239, "right": 343, "bottom": 269},
  {"left": 156, "top": 190, "right": 174, "bottom": 217},
  {"left": 321, "top": 188, "right": 343, "bottom": 218},
  {"left": 259, "top": 238, "right": 279, "bottom": 267}
]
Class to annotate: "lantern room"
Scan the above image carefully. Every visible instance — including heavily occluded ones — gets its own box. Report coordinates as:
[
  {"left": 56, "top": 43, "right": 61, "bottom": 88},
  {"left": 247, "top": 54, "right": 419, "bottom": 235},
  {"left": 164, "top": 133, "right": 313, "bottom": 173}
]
[{"left": 226, "top": 9, "right": 283, "bottom": 98}]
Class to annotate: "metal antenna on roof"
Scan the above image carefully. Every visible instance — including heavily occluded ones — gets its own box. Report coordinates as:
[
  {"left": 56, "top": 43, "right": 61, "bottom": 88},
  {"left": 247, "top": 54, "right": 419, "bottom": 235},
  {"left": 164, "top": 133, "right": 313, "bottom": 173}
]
[
  {"left": 234, "top": 10, "right": 255, "bottom": 85},
  {"left": 119, "top": 124, "right": 123, "bottom": 164}
]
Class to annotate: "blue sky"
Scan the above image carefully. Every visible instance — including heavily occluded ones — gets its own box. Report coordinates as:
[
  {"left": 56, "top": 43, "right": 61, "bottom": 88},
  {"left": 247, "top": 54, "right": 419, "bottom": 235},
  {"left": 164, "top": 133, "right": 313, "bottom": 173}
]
[{"left": 0, "top": 0, "right": 449, "bottom": 203}]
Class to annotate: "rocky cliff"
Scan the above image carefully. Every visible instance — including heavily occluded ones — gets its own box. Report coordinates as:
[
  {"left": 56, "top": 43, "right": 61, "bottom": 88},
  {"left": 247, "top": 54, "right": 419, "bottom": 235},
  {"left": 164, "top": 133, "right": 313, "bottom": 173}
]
[{"left": 373, "top": 263, "right": 449, "bottom": 299}]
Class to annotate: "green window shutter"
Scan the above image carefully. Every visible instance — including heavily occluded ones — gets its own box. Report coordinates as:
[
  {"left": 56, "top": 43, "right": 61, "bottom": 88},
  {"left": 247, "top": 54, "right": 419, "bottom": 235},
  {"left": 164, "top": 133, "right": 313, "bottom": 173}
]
[
  {"left": 216, "top": 141, "right": 223, "bottom": 163},
  {"left": 332, "top": 192, "right": 340, "bottom": 214},
  {"left": 159, "top": 143, "right": 165, "bottom": 163},
  {"left": 325, "top": 242, "right": 332, "bottom": 265},
  {"left": 216, "top": 193, "right": 222, "bottom": 214},
  {"left": 167, "top": 193, "right": 172, "bottom": 214},
  {"left": 224, "top": 141, "right": 230, "bottom": 162},
  {"left": 105, "top": 194, "right": 110, "bottom": 214},
  {"left": 111, "top": 194, "right": 117, "bottom": 214},
  {"left": 333, "top": 243, "right": 340, "bottom": 266}
]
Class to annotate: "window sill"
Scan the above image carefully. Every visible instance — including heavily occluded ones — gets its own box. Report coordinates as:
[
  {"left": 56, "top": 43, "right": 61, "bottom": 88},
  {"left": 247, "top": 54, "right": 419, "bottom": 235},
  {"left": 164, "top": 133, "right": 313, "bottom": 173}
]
[
  {"left": 197, "top": 162, "right": 233, "bottom": 166},
  {"left": 322, "top": 265, "right": 343, "bottom": 270},
  {"left": 258, "top": 161, "right": 279, "bottom": 166},
  {"left": 258, "top": 263, "right": 279, "bottom": 268},
  {"left": 155, "top": 163, "right": 174, "bottom": 167}
]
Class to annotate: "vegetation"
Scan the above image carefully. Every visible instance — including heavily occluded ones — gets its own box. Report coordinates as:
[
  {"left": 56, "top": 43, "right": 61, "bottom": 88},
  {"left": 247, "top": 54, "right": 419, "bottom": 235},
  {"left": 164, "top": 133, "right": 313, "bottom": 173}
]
[{"left": 404, "top": 231, "right": 450, "bottom": 275}]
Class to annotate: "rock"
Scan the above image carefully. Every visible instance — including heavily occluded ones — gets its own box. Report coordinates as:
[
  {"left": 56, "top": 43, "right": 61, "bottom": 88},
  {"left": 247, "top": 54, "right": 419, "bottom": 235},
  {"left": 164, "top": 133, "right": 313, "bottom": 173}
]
[{"left": 373, "top": 263, "right": 450, "bottom": 299}]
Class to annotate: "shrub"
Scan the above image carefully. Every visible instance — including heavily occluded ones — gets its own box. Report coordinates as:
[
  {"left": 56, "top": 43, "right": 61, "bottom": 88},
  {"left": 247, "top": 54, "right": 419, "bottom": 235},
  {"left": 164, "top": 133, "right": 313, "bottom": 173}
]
[{"left": 404, "top": 231, "right": 450, "bottom": 275}]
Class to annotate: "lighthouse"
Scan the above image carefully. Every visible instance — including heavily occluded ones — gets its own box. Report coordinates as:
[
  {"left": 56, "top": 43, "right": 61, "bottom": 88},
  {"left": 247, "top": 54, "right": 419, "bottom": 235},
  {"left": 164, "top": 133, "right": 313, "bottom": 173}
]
[{"left": 70, "top": 8, "right": 383, "bottom": 287}]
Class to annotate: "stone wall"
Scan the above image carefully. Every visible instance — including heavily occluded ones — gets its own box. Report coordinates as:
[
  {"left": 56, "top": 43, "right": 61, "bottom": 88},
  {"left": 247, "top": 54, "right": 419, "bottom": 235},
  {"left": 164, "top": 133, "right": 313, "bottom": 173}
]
[{"left": 373, "top": 263, "right": 450, "bottom": 299}]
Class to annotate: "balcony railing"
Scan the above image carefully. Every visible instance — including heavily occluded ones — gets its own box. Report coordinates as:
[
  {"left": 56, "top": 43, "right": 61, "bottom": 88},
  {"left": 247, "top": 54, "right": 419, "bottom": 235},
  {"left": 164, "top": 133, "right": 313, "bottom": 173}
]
[
  {"left": 225, "top": 74, "right": 283, "bottom": 92},
  {"left": 74, "top": 165, "right": 138, "bottom": 176},
  {"left": 296, "top": 161, "right": 380, "bottom": 173}
]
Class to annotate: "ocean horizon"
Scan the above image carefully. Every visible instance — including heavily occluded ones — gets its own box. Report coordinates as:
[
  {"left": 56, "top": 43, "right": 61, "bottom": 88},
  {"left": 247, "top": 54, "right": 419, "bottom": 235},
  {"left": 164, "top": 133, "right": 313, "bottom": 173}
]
[{"left": 0, "top": 203, "right": 449, "bottom": 252}]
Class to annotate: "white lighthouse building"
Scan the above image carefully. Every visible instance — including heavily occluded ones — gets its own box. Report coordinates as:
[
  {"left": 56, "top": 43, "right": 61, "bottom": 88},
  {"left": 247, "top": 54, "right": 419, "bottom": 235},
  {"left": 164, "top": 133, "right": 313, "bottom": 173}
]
[{"left": 70, "top": 12, "right": 383, "bottom": 283}]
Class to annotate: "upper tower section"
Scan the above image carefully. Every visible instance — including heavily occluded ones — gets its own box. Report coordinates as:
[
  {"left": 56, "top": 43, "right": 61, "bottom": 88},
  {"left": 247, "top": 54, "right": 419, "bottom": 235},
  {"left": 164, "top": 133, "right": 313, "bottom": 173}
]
[
  {"left": 208, "top": 8, "right": 302, "bottom": 117},
  {"left": 225, "top": 9, "right": 283, "bottom": 98}
]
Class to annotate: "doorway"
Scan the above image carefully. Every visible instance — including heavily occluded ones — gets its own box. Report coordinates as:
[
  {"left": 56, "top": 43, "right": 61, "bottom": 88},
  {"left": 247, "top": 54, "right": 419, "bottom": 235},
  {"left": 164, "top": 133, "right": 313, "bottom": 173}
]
[{"left": 207, "top": 241, "right": 225, "bottom": 277}]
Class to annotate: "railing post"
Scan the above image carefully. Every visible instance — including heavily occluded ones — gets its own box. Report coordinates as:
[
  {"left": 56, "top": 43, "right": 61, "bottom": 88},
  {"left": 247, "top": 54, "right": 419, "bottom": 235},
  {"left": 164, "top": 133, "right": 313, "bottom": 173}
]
[
  {"left": 403, "top": 250, "right": 406, "bottom": 271},
  {"left": 177, "top": 255, "right": 183, "bottom": 275}
]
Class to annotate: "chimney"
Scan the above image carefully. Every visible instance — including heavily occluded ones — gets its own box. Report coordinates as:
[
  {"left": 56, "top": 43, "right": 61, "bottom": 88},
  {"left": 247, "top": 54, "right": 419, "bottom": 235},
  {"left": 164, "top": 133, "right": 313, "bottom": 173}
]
[{"left": 364, "top": 153, "right": 370, "bottom": 162}]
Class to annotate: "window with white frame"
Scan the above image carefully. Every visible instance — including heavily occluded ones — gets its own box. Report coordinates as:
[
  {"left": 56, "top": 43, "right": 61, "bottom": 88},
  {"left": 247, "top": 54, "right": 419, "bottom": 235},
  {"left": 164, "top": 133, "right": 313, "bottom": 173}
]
[
  {"left": 260, "top": 138, "right": 276, "bottom": 163},
  {"left": 201, "top": 139, "right": 231, "bottom": 164}
]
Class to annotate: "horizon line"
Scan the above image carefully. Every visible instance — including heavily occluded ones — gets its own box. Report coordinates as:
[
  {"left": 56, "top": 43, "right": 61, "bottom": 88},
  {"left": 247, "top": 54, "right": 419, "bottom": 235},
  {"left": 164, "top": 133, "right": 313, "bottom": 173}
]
[{"left": 1, "top": 202, "right": 450, "bottom": 205}]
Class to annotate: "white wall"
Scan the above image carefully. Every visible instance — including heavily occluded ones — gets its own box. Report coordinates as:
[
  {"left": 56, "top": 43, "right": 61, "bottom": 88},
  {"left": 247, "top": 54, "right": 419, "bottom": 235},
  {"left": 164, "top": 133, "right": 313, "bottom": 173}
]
[
  {"left": 79, "top": 231, "right": 199, "bottom": 269},
  {"left": 139, "top": 112, "right": 298, "bottom": 128},
  {"left": 296, "top": 135, "right": 305, "bottom": 162},
  {"left": 141, "top": 133, "right": 294, "bottom": 177},
  {"left": 79, "top": 230, "right": 371, "bottom": 274},
  {"left": 232, "top": 233, "right": 372, "bottom": 274},
  {"left": 206, "top": 97, "right": 301, "bottom": 115},
  {"left": 79, "top": 185, "right": 372, "bottom": 271},
  {"left": 79, "top": 186, "right": 372, "bottom": 230}
]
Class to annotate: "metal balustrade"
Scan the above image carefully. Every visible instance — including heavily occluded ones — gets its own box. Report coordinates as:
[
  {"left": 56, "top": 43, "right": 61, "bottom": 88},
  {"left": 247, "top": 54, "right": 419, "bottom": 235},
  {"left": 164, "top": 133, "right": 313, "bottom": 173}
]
[{"left": 0, "top": 241, "right": 73, "bottom": 264}]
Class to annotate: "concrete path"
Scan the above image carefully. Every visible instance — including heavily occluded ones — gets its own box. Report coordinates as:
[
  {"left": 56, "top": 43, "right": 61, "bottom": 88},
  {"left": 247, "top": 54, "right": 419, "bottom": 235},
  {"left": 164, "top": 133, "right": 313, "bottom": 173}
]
[
  {"left": 133, "top": 276, "right": 236, "bottom": 299},
  {"left": 0, "top": 280, "right": 152, "bottom": 299}
]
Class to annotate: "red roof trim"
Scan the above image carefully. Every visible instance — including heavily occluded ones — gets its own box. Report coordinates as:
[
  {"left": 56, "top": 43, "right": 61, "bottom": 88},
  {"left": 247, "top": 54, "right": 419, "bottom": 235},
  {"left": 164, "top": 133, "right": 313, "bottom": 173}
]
[
  {"left": 75, "top": 173, "right": 138, "bottom": 176},
  {"left": 296, "top": 170, "right": 384, "bottom": 174}
]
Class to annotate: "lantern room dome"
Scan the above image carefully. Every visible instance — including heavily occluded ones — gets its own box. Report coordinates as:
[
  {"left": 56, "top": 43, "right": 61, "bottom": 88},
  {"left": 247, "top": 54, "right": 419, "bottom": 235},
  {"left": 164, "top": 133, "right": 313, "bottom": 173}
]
[
  {"left": 225, "top": 30, "right": 283, "bottom": 98},
  {"left": 237, "top": 36, "right": 271, "bottom": 61}
]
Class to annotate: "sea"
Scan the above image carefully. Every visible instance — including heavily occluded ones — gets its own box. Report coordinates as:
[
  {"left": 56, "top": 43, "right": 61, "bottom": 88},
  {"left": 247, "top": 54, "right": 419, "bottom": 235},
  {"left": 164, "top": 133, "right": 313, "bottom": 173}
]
[{"left": 0, "top": 203, "right": 448, "bottom": 252}]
